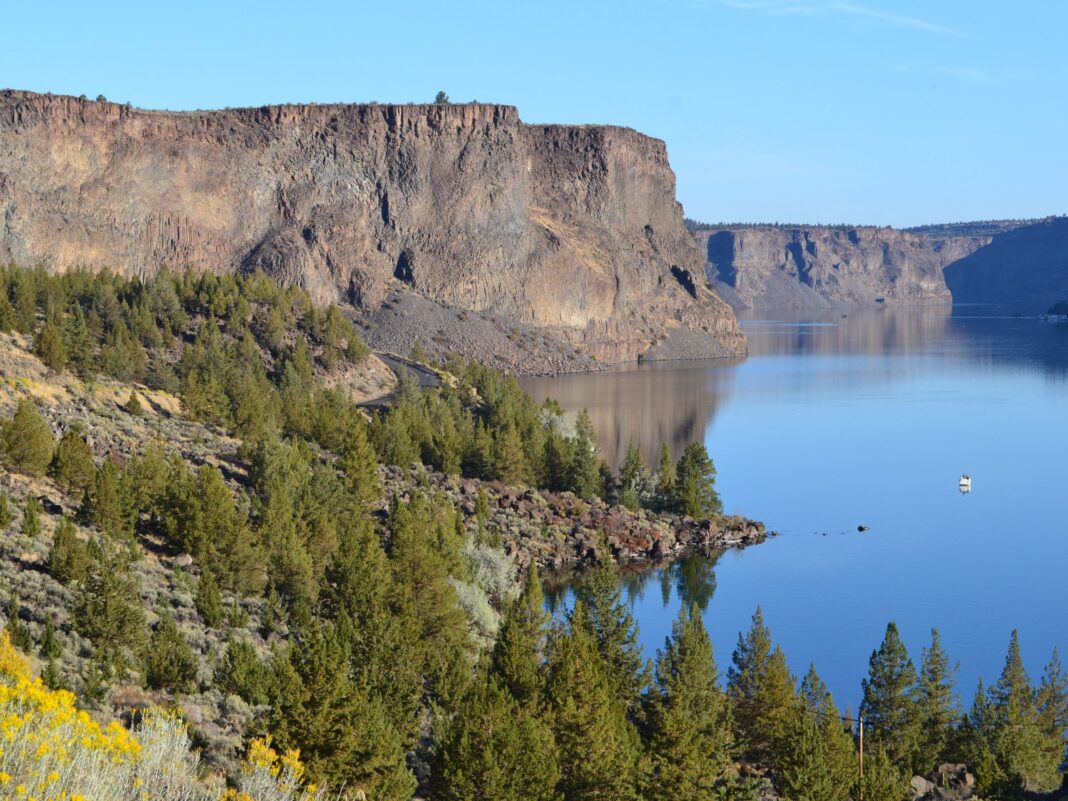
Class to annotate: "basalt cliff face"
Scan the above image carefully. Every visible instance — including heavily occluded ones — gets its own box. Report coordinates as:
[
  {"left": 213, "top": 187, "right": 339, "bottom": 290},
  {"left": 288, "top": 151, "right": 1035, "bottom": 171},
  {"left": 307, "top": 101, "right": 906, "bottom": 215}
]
[
  {"left": 0, "top": 90, "right": 744, "bottom": 371},
  {"left": 696, "top": 226, "right": 989, "bottom": 309}
]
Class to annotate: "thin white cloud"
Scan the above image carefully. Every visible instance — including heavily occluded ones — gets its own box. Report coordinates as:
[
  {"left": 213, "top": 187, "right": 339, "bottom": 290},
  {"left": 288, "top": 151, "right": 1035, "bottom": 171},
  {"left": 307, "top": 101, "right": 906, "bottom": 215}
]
[
  {"left": 830, "top": 2, "right": 966, "bottom": 38},
  {"left": 714, "top": 0, "right": 966, "bottom": 38}
]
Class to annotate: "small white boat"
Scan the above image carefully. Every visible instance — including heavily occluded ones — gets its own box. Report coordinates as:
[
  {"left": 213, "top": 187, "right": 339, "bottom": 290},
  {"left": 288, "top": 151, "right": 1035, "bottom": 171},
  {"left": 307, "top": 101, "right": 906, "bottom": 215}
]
[{"left": 959, "top": 474, "right": 972, "bottom": 493}]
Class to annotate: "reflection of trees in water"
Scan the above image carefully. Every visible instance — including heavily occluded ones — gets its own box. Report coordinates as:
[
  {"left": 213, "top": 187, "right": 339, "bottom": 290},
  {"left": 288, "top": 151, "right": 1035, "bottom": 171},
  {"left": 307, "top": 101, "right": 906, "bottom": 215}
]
[
  {"left": 542, "top": 552, "right": 723, "bottom": 620},
  {"left": 521, "top": 361, "right": 741, "bottom": 468}
]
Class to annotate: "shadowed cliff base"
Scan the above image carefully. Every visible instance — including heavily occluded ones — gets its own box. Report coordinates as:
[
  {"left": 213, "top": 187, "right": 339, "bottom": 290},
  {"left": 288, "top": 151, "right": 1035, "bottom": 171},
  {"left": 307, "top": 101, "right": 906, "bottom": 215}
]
[{"left": 0, "top": 89, "right": 744, "bottom": 373}]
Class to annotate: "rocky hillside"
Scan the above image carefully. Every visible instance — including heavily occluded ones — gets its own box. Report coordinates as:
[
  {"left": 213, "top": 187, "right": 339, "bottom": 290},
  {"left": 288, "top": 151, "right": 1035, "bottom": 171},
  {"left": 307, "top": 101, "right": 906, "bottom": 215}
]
[
  {"left": 695, "top": 225, "right": 988, "bottom": 309},
  {"left": 943, "top": 217, "right": 1068, "bottom": 311},
  {"left": 0, "top": 90, "right": 743, "bottom": 370}
]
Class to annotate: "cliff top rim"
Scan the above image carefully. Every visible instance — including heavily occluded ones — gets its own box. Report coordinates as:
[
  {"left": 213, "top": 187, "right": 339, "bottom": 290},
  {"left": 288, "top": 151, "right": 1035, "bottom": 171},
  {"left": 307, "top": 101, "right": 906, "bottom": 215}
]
[{"left": 0, "top": 87, "right": 657, "bottom": 139}]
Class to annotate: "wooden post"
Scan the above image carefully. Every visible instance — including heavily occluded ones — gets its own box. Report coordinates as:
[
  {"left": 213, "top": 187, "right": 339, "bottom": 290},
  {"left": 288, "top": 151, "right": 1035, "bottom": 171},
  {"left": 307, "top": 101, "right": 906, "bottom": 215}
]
[{"left": 858, "top": 715, "right": 864, "bottom": 800}]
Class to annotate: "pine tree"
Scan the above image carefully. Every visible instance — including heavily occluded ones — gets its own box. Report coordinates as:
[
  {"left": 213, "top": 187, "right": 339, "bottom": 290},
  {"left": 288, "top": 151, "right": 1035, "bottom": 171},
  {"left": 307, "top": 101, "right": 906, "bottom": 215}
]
[
  {"left": 144, "top": 612, "right": 198, "bottom": 692},
  {"left": 2, "top": 398, "right": 55, "bottom": 476},
  {"left": 430, "top": 673, "right": 561, "bottom": 801},
  {"left": 916, "top": 629, "right": 959, "bottom": 773},
  {"left": 954, "top": 678, "right": 1007, "bottom": 798},
  {"left": 1036, "top": 648, "right": 1068, "bottom": 775},
  {"left": 491, "top": 562, "right": 549, "bottom": 707},
  {"left": 645, "top": 605, "right": 734, "bottom": 801},
  {"left": 796, "top": 664, "right": 857, "bottom": 796},
  {"left": 673, "top": 442, "right": 722, "bottom": 520},
  {"left": 727, "top": 607, "right": 796, "bottom": 765},
  {"left": 195, "top": 566, "right": 224, "bottom": 628},
  {"left": 214, "top": 634, "right": 270, "bottom": 705},
  {"left": 546, "top": 605, "right": 640, "bottom": 801},
  {"left": 34, "top": 319, "right": 67, "bottom": 372},
  {"left": 0, "top": 493, "right": 10, "bottom": 529},
  {"left": 989, "top": 630, "right": 1062, "bottom": 794},
  {"left": 859, "top": 622, "right": 923, "bottom": 772},
  {"left": 570, "top": 561, "right": 650, "bottom": 716}
]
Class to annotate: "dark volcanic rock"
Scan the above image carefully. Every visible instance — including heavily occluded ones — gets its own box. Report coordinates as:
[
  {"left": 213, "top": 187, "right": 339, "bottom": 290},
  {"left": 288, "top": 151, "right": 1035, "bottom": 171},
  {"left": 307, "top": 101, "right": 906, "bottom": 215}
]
[
  {"left": 0, "top": 90, "right": 744, "bottom": 371},
  {"left": 380, "top": 465, "right": 766, "bottom": 573}
]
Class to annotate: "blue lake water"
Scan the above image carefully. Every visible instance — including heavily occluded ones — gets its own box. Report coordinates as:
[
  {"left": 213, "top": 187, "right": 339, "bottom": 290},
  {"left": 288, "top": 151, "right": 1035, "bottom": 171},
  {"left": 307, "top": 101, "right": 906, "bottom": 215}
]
[{"left": 521, "top": 306, "right": 1068, "bottom": 712}]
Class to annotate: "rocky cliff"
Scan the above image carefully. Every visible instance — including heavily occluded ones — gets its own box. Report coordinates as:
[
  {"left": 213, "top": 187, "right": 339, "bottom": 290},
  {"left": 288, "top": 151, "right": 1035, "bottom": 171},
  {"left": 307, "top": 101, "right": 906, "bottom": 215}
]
[
  {"left": 0, "top": 89, "right": 744, "bottom": 371},
  {"left": 696, "top": 226, "right": 988, "bottom": 309},
  {"left": 943, "top": 217, "right": 1068, "bottom": 311}
]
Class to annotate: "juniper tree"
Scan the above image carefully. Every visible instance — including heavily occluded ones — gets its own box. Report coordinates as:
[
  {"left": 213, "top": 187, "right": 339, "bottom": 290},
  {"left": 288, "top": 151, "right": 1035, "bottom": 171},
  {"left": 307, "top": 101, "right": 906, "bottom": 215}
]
[
  {"left": 33, "top": 319, "right": 66, "bottom": 372},
  {"left": 79, "top": 458, "right": 130, "bottom": 540},
  {"left": 2, "top": 398, "right": 55, "bottom": 476},
  {"left": 50, "top": 428, "right": 96, "bottom": 494},
  {"left": 655, "top": 443, "right": 676, "bottom": 511},
  {"left": 269, "top": 623, "right": 416, "bottom": 801},
  {"left": 727, "top": 607, "right": 796, "bottom": 765},
  {"left": 48, "top": 517, "right": 91, "bottom": 585},
  {"left": 144, "top": 612, "right": 198, "bottom": 692},
  {"left": 0, "top": 493, "right": 10, "bottom": 529},
  {"left": 645, "top": 605, "right": 734, "bottom": 801},
  {"left": 195, "top": 566, "right": 224, "bottom": 628},
  {"left": 857, "top": 746, "right": 909, "bottom": 801},
  {"left": 859, "top": 622, "right": 923, "bottom": 771},
  {"left": 491, "top": 562, "right": 549, "bottom": 707},
  {"left": 5, "top": 594, "right": 32, "bottom": 651},
  {"left": 430, "top": 673, "right": 561, "bottom": 801},
  {"left": 20, "top": 496, "right": 41, "bottom": 537},
  {"left": 566, "top": 410, "right": 601, "bottom": 499}
]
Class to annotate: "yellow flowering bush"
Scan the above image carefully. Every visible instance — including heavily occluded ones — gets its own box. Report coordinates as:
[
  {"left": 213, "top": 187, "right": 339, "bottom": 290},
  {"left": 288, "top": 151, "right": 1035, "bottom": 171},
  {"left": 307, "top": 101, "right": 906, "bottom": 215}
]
[
  {"left": 0, "top": 632, "right": 208, "bottom": 801},
  {"left": 221, "top": 736, "right": 323, "bottom": 801},
  {"left": 0, "top": 633, "right": 324, "bottom": 801}
]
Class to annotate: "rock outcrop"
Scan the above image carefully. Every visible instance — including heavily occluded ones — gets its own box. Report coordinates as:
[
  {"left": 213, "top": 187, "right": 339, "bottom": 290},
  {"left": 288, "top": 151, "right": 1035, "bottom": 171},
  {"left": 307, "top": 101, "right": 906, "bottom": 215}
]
[
  {"left": 0, "top": 89, "right": 744, "bottom": 371},
  {"left": 695, "top": 226, "right": 988, "bottom": 309},
  {"left": 380, "top": 465, "right": 767, "bottom": 573}
]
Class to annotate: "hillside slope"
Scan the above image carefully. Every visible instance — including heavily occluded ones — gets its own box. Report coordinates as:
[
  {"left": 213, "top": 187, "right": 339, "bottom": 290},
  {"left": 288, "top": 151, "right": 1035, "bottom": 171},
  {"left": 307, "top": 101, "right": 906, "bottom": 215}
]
[{"left": 0, "top": 90, "right": 743, "bottom": 370}]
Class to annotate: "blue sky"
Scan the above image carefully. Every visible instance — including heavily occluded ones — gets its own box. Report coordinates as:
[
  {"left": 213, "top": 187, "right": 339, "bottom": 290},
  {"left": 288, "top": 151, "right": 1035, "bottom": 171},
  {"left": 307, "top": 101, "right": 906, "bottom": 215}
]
[{"left": 3, "top": 0, "right": 1064, "bottom": 227}]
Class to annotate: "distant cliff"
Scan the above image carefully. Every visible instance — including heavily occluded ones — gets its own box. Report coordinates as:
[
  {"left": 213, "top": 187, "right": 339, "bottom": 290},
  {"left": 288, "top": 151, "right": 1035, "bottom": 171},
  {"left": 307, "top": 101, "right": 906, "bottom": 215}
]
[
  {"left": 694, "top": 226, "right": 988, "bottom": 309},
  {"left": 943, "top": 217, "right": 1068, "bottom": 311},
  {"left": 0, "top": 90, "right": 744, "bottom": 371}
]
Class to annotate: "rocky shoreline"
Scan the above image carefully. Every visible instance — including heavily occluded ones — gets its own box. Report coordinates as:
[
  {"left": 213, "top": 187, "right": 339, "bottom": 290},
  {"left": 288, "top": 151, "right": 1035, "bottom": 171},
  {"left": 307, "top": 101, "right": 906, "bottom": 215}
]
[{"left": 380, "top": 465, "right": 768, "bottom": 573}]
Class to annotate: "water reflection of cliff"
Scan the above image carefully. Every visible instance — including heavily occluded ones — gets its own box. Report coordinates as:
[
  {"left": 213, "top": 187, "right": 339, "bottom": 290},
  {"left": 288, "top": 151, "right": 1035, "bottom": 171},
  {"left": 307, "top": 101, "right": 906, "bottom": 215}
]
[
  {"left": 739, "top": 305, "right": 954, "bottom": 357},
  {"left": 521, "top": 358, "right": 742, "bottom": 467}
]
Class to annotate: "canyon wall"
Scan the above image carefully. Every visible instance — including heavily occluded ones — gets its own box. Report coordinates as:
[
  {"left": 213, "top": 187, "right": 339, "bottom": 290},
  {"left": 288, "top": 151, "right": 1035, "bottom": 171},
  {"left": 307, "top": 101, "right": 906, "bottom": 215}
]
[
  {"left": 696, "top": 226, "right": 988, "bottom": 309},
  {"left": 0, "top": 90, "right": 744, "bottom": 370}
]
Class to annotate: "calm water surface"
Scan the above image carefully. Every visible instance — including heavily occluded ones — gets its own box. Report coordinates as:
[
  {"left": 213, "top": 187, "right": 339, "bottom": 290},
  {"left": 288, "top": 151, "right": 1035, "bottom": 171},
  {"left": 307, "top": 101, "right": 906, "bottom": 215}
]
[{"left": 521, "top": 306, "right": 1068, "bottom": 711}]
